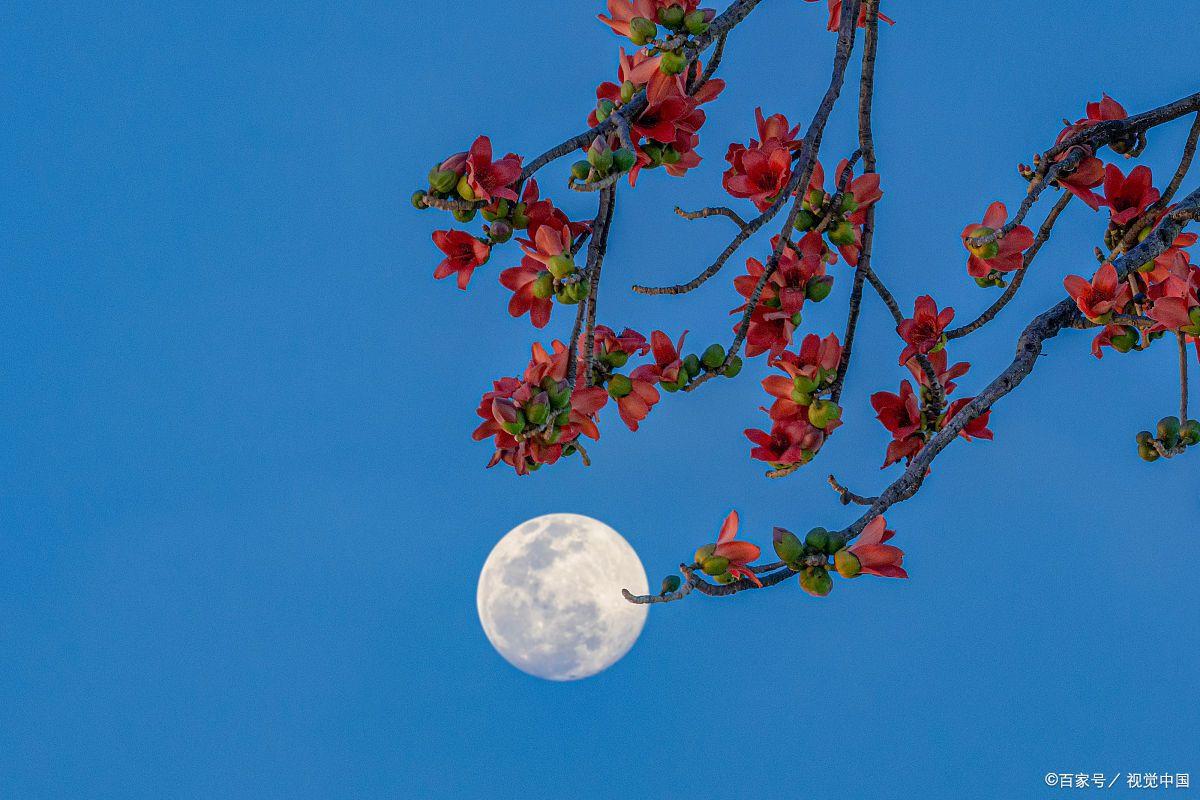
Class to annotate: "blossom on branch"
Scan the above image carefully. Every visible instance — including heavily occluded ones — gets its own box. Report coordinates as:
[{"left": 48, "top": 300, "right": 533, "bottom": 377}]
[{"left": 896, "top": 295, "right": 954, "bottom": 365}]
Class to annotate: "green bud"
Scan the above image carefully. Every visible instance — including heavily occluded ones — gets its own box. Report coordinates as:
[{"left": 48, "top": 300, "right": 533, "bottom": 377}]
[
  {"left": 694, "top": 544, "right": 716, "bottom": 564},
  {"left": 608, "top": 373, "right": 633, "bottom": 399},
  {"left": 834, "top": 548, "right": 861, "bottom": 578},
  {"left": 641, "top": 142, "right": 664, "bottom": 167},
  {"left": 804, "top": 527, "right": 830, "bottom": 553},
  {"left": 712, "top": 571, "right": 736, "bottom": 585},
  {"left": 429, "top": 169, "right": 458, "bottom": 194},
  {"left": 587, "top": 143, "right": 614, "bottom": 173},
  {"left": 659, "top": 51, "right": 686, "bottom": 74},
  {"left": 684, "top": 9, "right": 709, "bottom": 34},
  {"left": 614, "top": 148, "right": 638, "bottom": 173},
  {"left": 571, "top": 160, "right": 592, "bottom": 181},
  {"left": 808, "top": 399, "right": 842, "bottom": 430},
  {"left": 452, "top": 208, "right": 476, "bottom": 223},
  {"left": 547, "top": 254, "right": 576, "bottom": 279},
  {"left": 661, "top": 145, "right": 682, "bottom": 164},
  {"left": 525, "top": 402, "right": 549, "bottom": 426},
  {"left": 605, "top": 350, "right": 630, "bottom": 368},
  {"left": 500, "top": 411, "right": 526, "bottom": 435},
  {"left": 673, "top": 370, "right": 690, "bottom": 391},
  {"left": 793, "top": 209, "right": 816, "bottom": 232},
  {"left": 682, "top": 353, "right": 701, "bottom": 378},
  {"left": 1138, "top": 442, "right": 1161, "bottom": 462},
  {"left": 660, "top": 575, "right": 682, "bottom": 595},
  {"left": 511, "top": 202, "right": 530, "bottom": 229},
  {"left": 701, "top": 343, "right": 726, "bottom": 370},
  {"left": 629, "top": 16, "right": 658, "bottom": 45},
  {"left": 790, "top": 311, "right": 803, "bottom": 327},
  {"left": 722, "top": 356, "right": 743, "bottom": 378},
  {"left": 773, "top": 528, "right": 804, "bottom": 563},
  {"left": 531, "top": 272, "right": 555, "bottom": 300},
  {"left": 620, "top": 80, "right": 636, "bottom": 104},
  {"left": 1134, "top": 430, "right": 1154, "bottom": 447},
  {"left": 806, "top": 276, "right": 833, "bottom": 303},
  {"left": 1158, "top": 416, "right": 1181, "bottom": 449},
  {"left": 410, "top": 190, "right": 428, "bottom": 210},
  {"left": 596, "top": 98, "right": 616, "bottom": 123},
  {"left": 554, "top": 409, "right": 571, "bottom": 427},
  {"left": 658, "top": 5, "right": 685, "bottom": 29},
  {"left": 701, "top": 555, "right": 729, "bottom": 576},
  {"left": 839, "top": 193, "right": 859, "bottom": 214},
  {"left": 1110, "top": 325, "right": 1139, "bottom": 353},
  {"left": 799, "top": 566, "right": 833, "bottom": 597},
  {"left": 456, "top": 174, "right": 477, "bottom": 201},
  {"left": 828, "top": 220, "right": 856, "bottom": 247},
  {"left": 1181, "top": 419, "right": 1200, "bottom": 446},
  {"left": 805, "top": 188, "right": 826, "bottom": 211}
]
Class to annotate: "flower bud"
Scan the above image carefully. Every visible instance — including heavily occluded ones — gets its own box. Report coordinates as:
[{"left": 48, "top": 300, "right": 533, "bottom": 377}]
[
  {"left": 834, "top": 548, "right": 862, "bottom": 578},
  {"left": 428, "top": 169, "right": 458, "bottom": 195},
  {"left": 660, "top": 575, "right": 682, "bottom": 595},
  {"left": 452, "top": 208, "right": 476, "bottom": 223},
  {"left": 530, "top": 272, "right": 554, "bottom": 300},
  {"left": 799, "top": 566, "right": 833, "bottom": 597},
  {"left": 966, "top": 227, "right": 999, "bottom": 260},
  {"left": 773, "top": 527, "right": 803, "bottom": 564},
  {"left": 839, "top": 193, "right": 859, "bottom": 214},
  {"left": 694, "top": 544, "right": 716, "bottom": 564},
  {"left": 722, "top": 355, "right": 743, "bottom": 378},
  {"left": 641, "top": 142, "right": 664, "bottom": 167},
  {"left": 806, "top": 276, "right": 834, "bottom": 303},
  {"left": 684, "top": 10, "right": 710, "bottom": 34},
  {"left": 1134, "top": 430, "right": 1153, "bottom": 447},
  {"left": 682, "top": 353, "right": 701, "bottom": 378},
  {"left": 571, "top": 160, "right": 592, "bottom": 181},
  {"left": 701, "top": 343, "right": 726, "bottom": 370},
  {"left": 614, "top": 148, "right": 638, "bottom": 173},
  {"left": 620, "top": 80, "right": 636, "bottom": 104},
  {"left": 1157, "top": 416, "right": 1181, "bottom": 449},
  {"left": 807, "top": 399, "right": 842, "bottom": 429},
  {"left": 607, "top": 373, "right": 633, "bottom": 399},
  {"left": 456, "top": 174, "right": 477, "bottom": 201},
  {"left": 657, "top": 5, "right": 685, "bottom": 29},
  {"left": 604, "top": 350, "right": 630, "bottom": 368},
  {"left": 511, "top": 202, "right": 530, "bottom": 229},
  {"left": 554, "top": 409, "right": 571, "bottom": 427},
  {"left": 805, "top": 188, "right": 825, "bottom": 211},
  {"left": 547, "top": 254, "right": 576, "bottom": 279},
  {"left": 790, "top": 311, "right": 803, "bottom": 327},
  {"left": 1181, "top": 419, "right": 1200, "bottom": 446},
  {"left": 804, "top": 527, "right": 830, "bottom": 553},
  {"left": 492, "top": 398, "right": 525, "bottom": 435},
  {"left": 713, "top": 571, "right": 736, "bottom": 584},
  {"left": 629, "top": 16, "right": 658, "bottom": 45},
  {"left": 659, "top": 51, "right": 686, "bottom": 74},
  {"left": 587, "top": 140, "right": 614, "bottom": 172},
  {"left": 411, "top": 190, "right": 428, "bottom": 210},
  {"left": 828, "top": 220, "right": 856, "bottom": 247},
  {"left": 1138, "top": 442, "right": 1160, "bottom": 462},
  {"left": 525, "top": 402, "right": 549, "bottom": 426},
  {"left": 701, "top": 555, "right": 730, "bottom": 576},
  {"left": 661, "top": 144, "right": 682, "bottom": 164},
  {"left": 488, "top": 219, "right": 514, "bottom": 243},
  {"left": 596, "top": 98, "right": 616, "bottom": 123},
  {"left": 793, "top": 209, "right": 816, "bottom": 232},
  {"left": 1110, "top": 326, "right": 1138, "bottom": 353}
]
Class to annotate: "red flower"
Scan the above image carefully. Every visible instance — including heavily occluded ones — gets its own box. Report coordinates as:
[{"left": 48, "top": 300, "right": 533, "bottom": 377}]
[
  {"left": 723, "top": 139, "right": 793, "bottom": 210},
  {"left": 962, "top": 202, "right": 1035, "bottom": 278},
  {"left": 631, "top": 329, "right": 688, "bottom": 386},
  {"left": 848, "top": 517, "right": 907, "bottom": 578},
  {"left": 519, "top": 180, "right": 589, "bottom": 243},
  {"left": 499, "top": 257, "right": 552, "bottom": 328},
  {"left": 520, "top": 222, "right": 572, "bottom": 269},
  {"left": 1049, "top": 94, "right": 1128, "bottom": 210},
  {"left": 587, "top": 326, "right": 659, "bottom": 431},
  {"left": 734, "top": 233, "right": 830, "bottom": 358},
  {"left": 745, "top": 417, "right": 827, "bottom": 466},
  {"left": 465, "top": 136, "right": 522, "bottom": 204},
  {"left": 944, "top": 397, "right": 993, "bottom": 442},
  {"left": 598, "top": 0, "right": 703, "bottom": 37},
  {"left": 1064, "top": 263, "right": 1132, "bottom": 322},
  {"left": 870, "top": 380, "right": 924, "bottom": 467},
  {"left": 896, "top": 295, "right": 954, "bottom": 365},
  {"left": 1100, "top": 164, "right": 1160, "bottom": 227},
  {"left": 432, "top": 230, "right": 490, "bottom": 289},
  {"left": 906, "top": 350, "right": 969, "bottom": 395},
  {"left": 696, "top": 510, "right": 763, "bottom": 586},
  {"left": 806, "top": 158, "right": 882, "bottom": 265},
  {"left": 804, "top": 0, "right": 895, "bottom": 31}
]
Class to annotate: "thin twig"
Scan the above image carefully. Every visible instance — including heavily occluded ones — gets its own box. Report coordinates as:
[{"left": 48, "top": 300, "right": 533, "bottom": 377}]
[
  {"left": 1180, "top": 332, "right": 1190, "bottom": 423},
  {"left": 827, "top": 474, "right": 877, "bottom": 506},
  {"left": 675, "top": 205, "right": 748, "bottom": 228}
]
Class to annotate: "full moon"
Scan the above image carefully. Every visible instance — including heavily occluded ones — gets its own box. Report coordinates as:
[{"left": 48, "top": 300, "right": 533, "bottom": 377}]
[{"left": 476, "top": 514, "right": 649, "bottom": 681}]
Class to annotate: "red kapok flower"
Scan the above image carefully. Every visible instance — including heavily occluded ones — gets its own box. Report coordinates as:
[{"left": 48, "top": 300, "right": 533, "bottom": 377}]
[
  {"left": 907, "top": 350, "right": 970, "bottom": 395},
  {"left": 848, "top": 517, "right": 907, "bottom": 578},
  {"left": 499, "top": 257, "right": 553, "bottom": 328},
  {"left": 1064, "top": 263, "right": 1133, "bottom": 322},
  {"left": 631, "top": 329, "right": 688, "bottom": 386},
  {"left": 962, "top": 202, "right": 1035, "bottom": 278},
  {"left": 432, "top": 229, "right": 490, "bottom": 289},
  {"left": 870, "top": 380, "right": 924, "bottom": 467},
  {"left": 896, "top": 295, "right": 954, "bottom": 365},
  {"left": 696, "top": 510, "right": 763, "bottom": 586},
  {"left": 464, "top": 136, "right": 522, "bottom": 204},
  {"left": 803, "top": 0, "right": 895, "bottom": 31},
  {"left": 1100, "top": 163, "right": 1160, "bottom": 227},
  {"left": 745, "top": 416, "right": 827, "bottom": 466}
]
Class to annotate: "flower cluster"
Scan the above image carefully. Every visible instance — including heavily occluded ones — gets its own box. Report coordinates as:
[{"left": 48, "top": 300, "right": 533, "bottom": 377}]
[
  {"left": 802, "top": 0, "right": 895, "bottom": 32},
  {"left": 745, "top": 333, "right": 843, "bottom": 470},
  {"left": 871, "top": 350, "right": 992, "bottom": 468},
  {"left": 1135, "top": 416, "right": 1200, "bottom": 462}
]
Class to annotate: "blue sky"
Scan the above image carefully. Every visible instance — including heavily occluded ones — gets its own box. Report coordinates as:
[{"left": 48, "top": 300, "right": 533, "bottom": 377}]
[{"left": 2, "top": 1, "right": 1198, "bottom": 797}]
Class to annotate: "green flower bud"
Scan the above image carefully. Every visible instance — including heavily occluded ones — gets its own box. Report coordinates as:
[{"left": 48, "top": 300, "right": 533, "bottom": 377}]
[
  {"left": 682, "top": 353, "right": 701, "bottom": 378},
  {"left": 694, "top": 544, "right": 716, "bottom": 564},
  {"left": 1134, "top": 430, "right": 1154, "bottom": 447},
  {"left": 808, "top": 399, "right": 842, "bottom": 429},
  {"left": 712, "top": 571, "right": 736, "bottom": 585},
  {"left": 790, "top": 311, "right": 803, "bottom": 327},
  {"left": 799, "top": 566, "right": 833, "bottom": 597},
  {"left": 488, "top": 219, "right": 514, "bottom": 244},
  {"left": 1181, "top": 419, "right": 1200, "bottom": 446},
  {"left": 701, "top": 555, "right": 729, "bottom": 576},
  {"left": 500, "top": 411, "right": 526, "bottom": 435},
  {"left": 587, "top": 142, "right": 614, "bottom": 173},
  {"left": 793, "top": 209, "right": 816, "bottom": 232},
  {"left": 528, "top": 272, "right": 554, "bottom": 301},
  {"left": 673, "top": 370, "right": 690, "bottom": 391},
  {"left": 1158, "top": 416, "right": 1181, "bottom": 449},
  {"left": 834, "top": 548, "right": 861, "bottom": 578},
  {"left": 839, "top": 193, "right": 859, "bottom": 214},
  {"left": 805, "top": 188, "right": 825, "bottom": 211},
  {"left": 456, "top": 174, "right": 477, "bottom": 201},
  {"left": 1110, "top": 325, "right": 1139, "bottom": 353},
  {"left": 411, "top": 190, "right": 428, "bottom": 210},
  {"left": 605, "top": 350, "right": 630, "bottom": 368},
  {"left": 452, "top": 208, "right": 476, "bottom": 223},
  {"left": 701, "top": 343, "right": 726, "bottom": 370},
  {"left": 773, "top": 528, "right": 804, "bottom": 564},
  {"left": 525, "top": 402, "right": 549, "bottom": 426},
  {"left": 828, "top": 219, "right": 856, "bottom": 247},
  {"left": 661, "top": 144, "right": 682, "bottom": 164},
  {"left": 429, "top": 169, "right": 458, "bottom": 194},
  {"left": 967, "top": 227, "right": 1000, "bottom": 260},
  {"left": 547, "top": 254, "right": 576, "bottom": 279},
  {"left": 620, "top": 80, "right": 636, "bottom": 104},
  {"left": 722, "top": 356, "right": 743, "bottom": 378},
  {"left": 806, "top": 276, "right": 834, "bottom": 303},
  {"left": 641, "top": 142, "right": 664, "bottom": 167},
  {"left": 614, "top": 148, "right": 638, "bottom": 173},
  {"left": 804, "top": 527, "right": 830, "bottom": 553},
  {"left": 657, "top": 5, "right": 685, "bottom": 29},
  {"left": 554, "top": 409, "right": 571, "bottom": 427},
  {"left": 571, "top": 160, "right": 592, "bottom": 181},
  {"left": 511, "top": 202, "right": 530, "bottom": 229},
  {"left": 629, "top": 16, "right": 658, "bottom": 45},
  {"left": 660, "top": 575, "right": 682, "bottom": 595},
  {"left": 1138, "top": 442, "right": 1161, "bottom": 462},
  {"left": 596, "top": 98, "right": 616, "bottom": 123},
  {"left": 607, "top": 373, "right": 633, "bottom": 399},
  {"left": 684, "top": 9, "right": 709, "bottom": 34}
]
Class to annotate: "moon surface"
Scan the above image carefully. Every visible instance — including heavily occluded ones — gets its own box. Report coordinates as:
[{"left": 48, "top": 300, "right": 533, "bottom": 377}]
[{"left": 476, "top": 514, "right": 649, "bottom": 681}]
